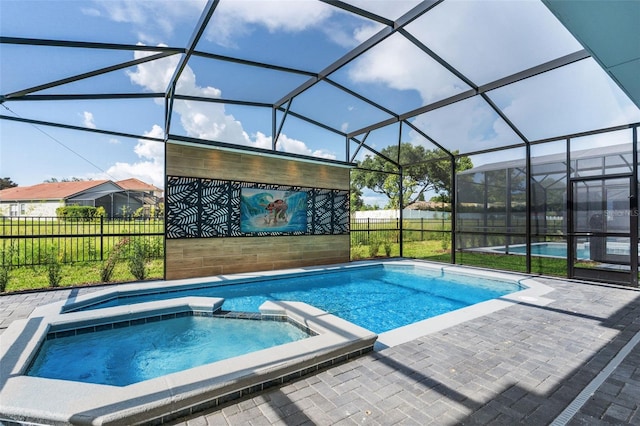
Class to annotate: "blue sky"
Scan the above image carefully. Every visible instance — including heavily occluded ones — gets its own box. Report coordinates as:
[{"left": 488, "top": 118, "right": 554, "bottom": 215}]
[{"left": 1, "top": 0, "right": 639, "bottom": 207}]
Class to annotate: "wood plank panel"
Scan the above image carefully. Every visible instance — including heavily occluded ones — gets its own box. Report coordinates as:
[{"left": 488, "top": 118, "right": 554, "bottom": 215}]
[
  {"left": 167, "top": 143, "right": 349, "bottom": 189},
  {"left": 166, "top": 142, "right": 351, "bottom": 280},
  {"left": 166, "top": 235, "right": 350, "bottom": 280}
]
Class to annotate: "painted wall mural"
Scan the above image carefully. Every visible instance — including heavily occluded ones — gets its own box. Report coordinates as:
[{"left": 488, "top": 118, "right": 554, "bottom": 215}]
[
  {"left": 240, "top": 188, "right": 307, "bottom": 233},
  {"left": 166, "top": 176, "right": 349, "bottom": 239}
]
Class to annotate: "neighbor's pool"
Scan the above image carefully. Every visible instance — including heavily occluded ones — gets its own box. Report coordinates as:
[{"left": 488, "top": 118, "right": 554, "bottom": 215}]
[
  {"left": 509, "top": 242, "right": 585, "bottom": 258},
  {"left": 67, "top": 265, "right": 522, "bottom": 334},
  {"left": 487, "top": 242, "right": 589, "bottom": 259}
]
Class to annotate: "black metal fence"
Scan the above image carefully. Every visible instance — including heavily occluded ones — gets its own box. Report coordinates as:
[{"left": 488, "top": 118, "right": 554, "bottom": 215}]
[
  {"left": 350, "top": 218, "right": 451, "bottom": 246},
  {"left": 0, "top": 217, "right": 164, "bottom": 267},
  {"left": 2, "top": 216, "right": 451, "bottom": 267}
]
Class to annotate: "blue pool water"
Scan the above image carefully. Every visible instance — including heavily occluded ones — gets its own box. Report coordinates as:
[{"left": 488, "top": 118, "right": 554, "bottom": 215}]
[
  {"left": 28, "top": 316, "right": 309, "bottom": 386},
  {"left": 73, "top": 266, "right": 521, "bottom": 334},
  {"left": 501, "top": 243, "right": 589, "bottom": 259}
]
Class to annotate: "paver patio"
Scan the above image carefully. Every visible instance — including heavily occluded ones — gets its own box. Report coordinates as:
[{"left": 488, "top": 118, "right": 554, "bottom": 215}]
[{"left": 1, "top": 275, "right": 638, "bottom": 425}]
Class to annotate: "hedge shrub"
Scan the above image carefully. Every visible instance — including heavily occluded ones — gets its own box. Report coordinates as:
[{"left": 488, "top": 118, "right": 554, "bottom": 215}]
[{"left": 56, "top": 206, "right": 98, "bottom": 220}]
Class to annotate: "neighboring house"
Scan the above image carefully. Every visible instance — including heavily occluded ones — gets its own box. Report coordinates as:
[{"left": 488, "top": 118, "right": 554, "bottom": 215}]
[
  {"left": 116, "top": 178, "right": 164, "bottom": 217},
  {"left": 0, "top": 179, "right": 160, "bottom": 218},
  {"left": 117, "top": 178, "right": 163, "bottom": 199}
]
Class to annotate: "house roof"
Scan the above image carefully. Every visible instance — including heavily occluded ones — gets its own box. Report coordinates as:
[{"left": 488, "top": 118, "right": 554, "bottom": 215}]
[
  {"left": 116, "top": 178, "right": 161, "bottom": 192},
  {"left": 0, "top": 180, "right": 114, "bottom": 201}
]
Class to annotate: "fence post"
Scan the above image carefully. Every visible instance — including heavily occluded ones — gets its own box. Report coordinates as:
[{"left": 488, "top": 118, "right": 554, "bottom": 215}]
[
  {"left": 367, "top": 218, "right": 370, "bottom": 243},
  {"left": 100, "top": 216, "right": 104, "bottom": 261}
]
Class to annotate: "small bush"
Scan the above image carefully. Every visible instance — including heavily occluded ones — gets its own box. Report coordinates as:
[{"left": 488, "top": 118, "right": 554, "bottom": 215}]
[
  {"left": 95, "top": 206, "right": 106, "bottom": 218},
  {"left": 56, "top": 205, "right": 98, "bottom": 220},
  {"left": 45, "top": 247, "right": 62, "bottom": 287},
  {"left": 441, "top": 232, "right": 450, "bottom": 251},
  {"left": 368, "top": 237, "right": 382, "bottom": 258},
  {"left": 351, "top": 242, "right": 365, "bottom": 260},
  {"left": 0, "top": 266, "right": 9, "bottom": 292},
  {"left": 383, "top": 241, "right": 393, "bottom": 256},
  {"left": 101, "top": 238, "right": 129, "bottom": 282},
  {"left": 128, "top": 239, "right": 148, "bottom": 280},
  {"left": 0, "top": 246, "right": 14, "bottom": 292}
]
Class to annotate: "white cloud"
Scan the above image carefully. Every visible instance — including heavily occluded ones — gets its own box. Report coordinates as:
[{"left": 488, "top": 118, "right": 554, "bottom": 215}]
[
  {"left": 81, "top": 7, "right": 101, "bottom": 17},
  {"left": 403, "top": 1, "right": 582, "bottom": 85},
  {"left": 126, "top": 46, "right": 177, "bottom": 92},
  {"left": 254, "top": 132, "right": 336, "bottom": 160},
  {"left": 276, "top": 133, "right": 337, "bottom": 159},
  {"left": 207, "top": 0, "right": 334, "bottom": 47},
  {"left": 345, "top": 0, "right": 422, "bottom": 21},
  {"left": 492, "top": 59, "right": 640, "bottom": 141},
  {"left": 127, "top": 47, "right": 337, "bottom": 159},
  {"left": 407, "top": 96, "right": 520, "bottom": 153},
  {"left": 82, "top": 111, "right": 96, "bottom": 129},
  {"left": 348, "top": 34, "right": 467, "bottom": 105},
  {"left": 94, "top": 0, "right": 205, "bottom": 44},
  {"left": 94, "top": 125, "right": 165, "bottom": 188}
]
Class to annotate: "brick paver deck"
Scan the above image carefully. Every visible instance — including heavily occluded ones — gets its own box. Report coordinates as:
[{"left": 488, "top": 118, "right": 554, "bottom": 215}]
[{"left": 1, "top": 276, "right": 638, "bottom": 425}]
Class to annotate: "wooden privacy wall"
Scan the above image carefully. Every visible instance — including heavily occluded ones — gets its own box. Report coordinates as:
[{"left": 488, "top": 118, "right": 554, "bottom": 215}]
[{"left": 165, "top": 142, "right": 351, "bottom": 279}]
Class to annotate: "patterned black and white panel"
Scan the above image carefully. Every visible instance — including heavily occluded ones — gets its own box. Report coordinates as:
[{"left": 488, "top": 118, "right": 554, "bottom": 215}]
[
  {"left": 166, "top": 176, "right": 350, "bottom": 239},
  {"left": 166, "top": 177, "right": 200, "bottom": 238},
  {"left": 200, "top": 179, "right": 231, "bottom": 237},
  {"left": 333, "top": 190, "right": 350, "bottom": 234},
  {"left": 306, "top": 189, "right": 315, "bottom": 234},
  {"left": 312, "top": 189, "right": 334, "bottom": 235},
  {"left": 229, "top": 182, "right": 242, "bottom": 236}
]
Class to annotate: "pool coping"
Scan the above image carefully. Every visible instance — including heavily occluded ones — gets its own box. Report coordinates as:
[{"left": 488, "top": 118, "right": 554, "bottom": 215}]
[
  {"left": 36, "top": 259, "right": 549, "bottom": 314},
  {"left": 375, "top": 263, "right": 554, "bottom": 348},
  {"left": 25, "top": 259, "right": 556, "bottom": 350},
  {"left": 0, "top": 298, "right": 377, "bottom": 425}
]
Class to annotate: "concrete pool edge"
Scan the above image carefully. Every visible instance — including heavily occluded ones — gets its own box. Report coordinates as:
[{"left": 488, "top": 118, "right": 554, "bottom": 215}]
[
  {"left": 26, "top": 259, "right": 555, "bottom": 352},
  {"left": 374, "top": 263, "right": 555, "bottom": 349},
  {"left": 33, "top": 259, "right": 544, "bottom": 316},
  {"left": 0, "top": 299, "right": 377, "bottom": 425}
]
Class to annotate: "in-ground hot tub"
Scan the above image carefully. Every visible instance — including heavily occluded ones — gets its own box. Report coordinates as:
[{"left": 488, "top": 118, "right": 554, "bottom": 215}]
[
  {"left": 27, "top": 303, "right": 315, "bottom": 387},
  {"left": 0, "top": 297, "right": 376, "bottom": 425}
]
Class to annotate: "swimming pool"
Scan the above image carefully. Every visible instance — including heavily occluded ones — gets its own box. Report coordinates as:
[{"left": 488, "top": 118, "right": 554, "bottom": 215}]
[{"left": 66, "top": 264, "right": 521, "bottom": 334}]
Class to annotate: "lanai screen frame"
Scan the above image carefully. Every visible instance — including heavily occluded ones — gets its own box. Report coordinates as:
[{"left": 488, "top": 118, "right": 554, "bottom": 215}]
[
  {"left": 453, "top": 124, "right": 639, "bottom": 286},
  {"left": 1, "top": 0, "right": 639, "bottom": 285}
]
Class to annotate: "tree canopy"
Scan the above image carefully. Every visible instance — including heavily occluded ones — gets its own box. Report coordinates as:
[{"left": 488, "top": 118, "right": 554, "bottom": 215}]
[
  {"left": 44, "top": 177, "right": 84, "bottom": 183},
  {"left": 0, "top": 177, "right": 18, "bottom": 190},
  {"left": 351, "top": 144, "right": 473, "bottom": 209}
]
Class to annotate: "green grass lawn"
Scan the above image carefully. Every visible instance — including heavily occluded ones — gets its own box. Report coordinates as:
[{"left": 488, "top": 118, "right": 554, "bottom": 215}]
[
  {"left": 2, "top": 239, "right": 570, "bottom": 294},
  {"left": 2, "top": 260, "right": 164, "bottom": 293}
]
